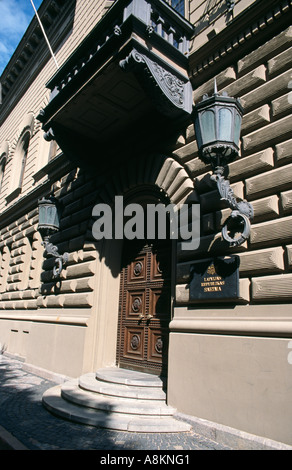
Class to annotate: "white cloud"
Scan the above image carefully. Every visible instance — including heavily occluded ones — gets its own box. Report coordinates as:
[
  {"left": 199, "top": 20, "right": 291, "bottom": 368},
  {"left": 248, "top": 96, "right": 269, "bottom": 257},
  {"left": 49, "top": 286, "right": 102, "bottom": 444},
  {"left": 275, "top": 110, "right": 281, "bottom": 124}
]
[{"left": 1, "top": 0, "right": 30, "bottom": 37}]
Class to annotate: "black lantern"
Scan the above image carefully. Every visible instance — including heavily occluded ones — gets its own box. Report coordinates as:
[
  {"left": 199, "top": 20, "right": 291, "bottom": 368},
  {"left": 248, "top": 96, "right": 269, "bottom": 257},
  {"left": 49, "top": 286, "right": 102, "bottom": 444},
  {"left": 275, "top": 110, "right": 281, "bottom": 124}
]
[
  {"left": 38, "top": 196, "right": 68, "bottom": 277},
  {"left": 193, "top": 81, "right": 253, "bottom": 247},
  {"left": 193, "top": 80, "right": 243, "bottom": 171},
  {"left": 38, "top": 196, "right": 60, "bottom": 236}
]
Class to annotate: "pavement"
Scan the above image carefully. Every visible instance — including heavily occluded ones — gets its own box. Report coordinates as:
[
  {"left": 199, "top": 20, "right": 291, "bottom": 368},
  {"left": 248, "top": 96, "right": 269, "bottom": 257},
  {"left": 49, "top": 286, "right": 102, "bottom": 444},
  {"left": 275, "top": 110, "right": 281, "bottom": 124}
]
[{"left": 0, "top": 354, "right": 291, "bottom": 452}]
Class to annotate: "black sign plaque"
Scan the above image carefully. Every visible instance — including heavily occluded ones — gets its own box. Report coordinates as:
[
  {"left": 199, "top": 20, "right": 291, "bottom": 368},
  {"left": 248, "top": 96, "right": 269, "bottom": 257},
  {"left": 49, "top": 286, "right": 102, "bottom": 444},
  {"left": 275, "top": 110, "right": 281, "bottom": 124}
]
[{"left": 189, "top": 256, "right": 240, "bottom": 302}]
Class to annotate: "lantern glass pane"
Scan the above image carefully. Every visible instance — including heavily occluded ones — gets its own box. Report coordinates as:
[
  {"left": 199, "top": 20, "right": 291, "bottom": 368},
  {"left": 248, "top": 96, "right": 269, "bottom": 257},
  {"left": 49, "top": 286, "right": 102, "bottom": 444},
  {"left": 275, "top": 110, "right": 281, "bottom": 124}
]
[
  {"left": 201, "top": 110, "right": 216, "bottom": 144},
  {"left": 218, "top": 108, "right": 232, "bottom": 142},
  {"left": 234, "top": 113, "right": 242, "bottom": 145},
  {"left": 38, "top": 205, "right": 47, "bottom": 226},
  {"left": 47, "top": 205, "right": 59, "bottom": 228}
]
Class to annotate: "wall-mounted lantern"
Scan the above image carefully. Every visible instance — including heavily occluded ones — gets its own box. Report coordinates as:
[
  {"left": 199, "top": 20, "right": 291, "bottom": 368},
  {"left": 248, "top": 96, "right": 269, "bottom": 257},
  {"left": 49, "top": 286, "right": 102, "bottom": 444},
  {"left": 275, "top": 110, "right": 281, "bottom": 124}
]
[
  {"left": 193, "top": 81, "right": 253, "bottom": 247},
  {"left": 38, "top": 196, "right": 68, "bottom": 277}
]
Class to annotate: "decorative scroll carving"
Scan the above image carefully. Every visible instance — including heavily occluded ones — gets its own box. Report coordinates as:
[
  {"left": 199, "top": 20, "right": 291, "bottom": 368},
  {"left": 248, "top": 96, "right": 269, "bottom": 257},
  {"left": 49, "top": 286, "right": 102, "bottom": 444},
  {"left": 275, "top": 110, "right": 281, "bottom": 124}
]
[
  {"left": 133, "top": 261, "right": 143, "bottom": 276},
  {"left": 132, "top": 297, "right": 142, "bottom": 312},
  {"left": 130, "top": 334, "right": 140, "bottom": 350},
  {"left": 211, "top": 168, "right": 254, "bottom": 247},
  {"left": 119, "top": 48, "right": 192, "bottom": 117},
  {"left": 42, "top": 239, "right": 69, "bottom": 278},
  {"left": 155, "top": 337, "right": 163, "bottom": 354}
]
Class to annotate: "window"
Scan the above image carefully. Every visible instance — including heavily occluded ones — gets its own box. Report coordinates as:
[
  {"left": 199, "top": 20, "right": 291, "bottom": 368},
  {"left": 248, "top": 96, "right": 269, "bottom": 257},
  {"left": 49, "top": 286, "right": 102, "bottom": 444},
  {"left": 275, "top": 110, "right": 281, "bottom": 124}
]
[
  {"left": 7, "top": 130, "right": 31, "bottom": 202},
  {"left": 18, "top": 131, "right": 30, "bottom": 190},
  {"left": 0, "top": 153, "right": 7, "bottom": 193},
  {"left": 171, "top": 0, "right": 185, "bottom": 16},
  {"left": 6, "top": 113, "right": 34, "bottom": 202}
]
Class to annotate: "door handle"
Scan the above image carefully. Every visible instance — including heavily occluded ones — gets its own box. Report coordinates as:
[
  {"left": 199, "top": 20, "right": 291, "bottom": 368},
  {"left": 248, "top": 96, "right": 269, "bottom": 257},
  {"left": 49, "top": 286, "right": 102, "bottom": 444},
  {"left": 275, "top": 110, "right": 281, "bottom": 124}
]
[{"left": 138, "top": 313, "right": 153, "bottom": 320}]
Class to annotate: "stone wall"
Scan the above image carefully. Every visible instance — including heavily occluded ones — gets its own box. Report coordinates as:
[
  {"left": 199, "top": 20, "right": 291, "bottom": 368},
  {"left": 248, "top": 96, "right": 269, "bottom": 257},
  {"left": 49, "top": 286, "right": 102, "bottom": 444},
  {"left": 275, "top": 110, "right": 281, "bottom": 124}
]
[{"left": 173, "top": 23, "right": 292, "bottom": 306}]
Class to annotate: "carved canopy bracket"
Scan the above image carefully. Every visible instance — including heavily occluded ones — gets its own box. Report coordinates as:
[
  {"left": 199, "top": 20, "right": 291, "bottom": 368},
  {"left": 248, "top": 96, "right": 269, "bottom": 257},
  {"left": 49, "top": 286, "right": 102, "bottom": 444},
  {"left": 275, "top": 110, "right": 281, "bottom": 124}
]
[{"left": 119, "top": 49, "right": 193, "bottom": 119}]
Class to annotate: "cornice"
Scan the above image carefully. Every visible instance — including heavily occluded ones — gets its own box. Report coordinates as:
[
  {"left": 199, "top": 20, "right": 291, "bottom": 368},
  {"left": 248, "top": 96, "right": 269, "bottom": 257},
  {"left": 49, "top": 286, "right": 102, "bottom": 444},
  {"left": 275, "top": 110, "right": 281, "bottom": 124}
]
[
  {"left": 0, "top": 0, "right": 76, "bottom": 125},
  {"left": 189, "top": 0, "right": 292, "bottom": 86}
]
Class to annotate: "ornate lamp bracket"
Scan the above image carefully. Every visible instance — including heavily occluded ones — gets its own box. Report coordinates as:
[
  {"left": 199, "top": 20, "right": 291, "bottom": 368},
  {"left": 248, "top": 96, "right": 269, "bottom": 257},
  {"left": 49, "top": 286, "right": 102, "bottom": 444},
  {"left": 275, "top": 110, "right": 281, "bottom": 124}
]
[
  {"left": 38, "top": 196, "right": 68, "bottom": 278},
  {"left": 42, "top": 236, "right": 69, "bottom": 278},
  {"left": 193, "top": 81, "right": 253, "bottom": 247},
  {"left": 211, "top": 166, "right": 254, "bottom": 247}
]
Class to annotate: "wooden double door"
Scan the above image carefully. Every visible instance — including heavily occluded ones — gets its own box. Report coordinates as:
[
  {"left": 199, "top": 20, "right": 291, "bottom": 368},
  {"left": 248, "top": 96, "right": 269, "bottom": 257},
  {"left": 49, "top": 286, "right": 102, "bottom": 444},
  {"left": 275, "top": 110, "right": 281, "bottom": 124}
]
[{"left": 117, "top": 239, "right": 171, "bottom": 376}]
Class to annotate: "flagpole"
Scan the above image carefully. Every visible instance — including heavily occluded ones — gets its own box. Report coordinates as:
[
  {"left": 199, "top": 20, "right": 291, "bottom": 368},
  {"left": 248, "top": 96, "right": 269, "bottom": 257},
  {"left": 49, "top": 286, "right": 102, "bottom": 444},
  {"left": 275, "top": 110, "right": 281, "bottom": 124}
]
[{"left": 30, "top": 0, "right": 59, "bottom": 70}]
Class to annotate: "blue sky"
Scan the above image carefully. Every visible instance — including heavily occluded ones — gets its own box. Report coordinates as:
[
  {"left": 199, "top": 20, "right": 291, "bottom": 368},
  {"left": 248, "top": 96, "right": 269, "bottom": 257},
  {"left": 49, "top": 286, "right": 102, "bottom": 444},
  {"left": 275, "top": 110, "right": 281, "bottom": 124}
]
[{"left": 0, "top": 0, "right": 43, "bottom": 75}]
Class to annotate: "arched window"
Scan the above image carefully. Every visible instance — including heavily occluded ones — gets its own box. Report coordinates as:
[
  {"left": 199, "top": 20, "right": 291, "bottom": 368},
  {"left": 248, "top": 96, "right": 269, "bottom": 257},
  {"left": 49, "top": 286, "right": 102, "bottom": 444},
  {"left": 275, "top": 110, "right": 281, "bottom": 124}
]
[
  {"left": 0, "top": 153, "right": 7, "bottom": 193},
  {"left": 0, "top": 141, "right": 9, "bottom": 197},
  {"left": 18, "top": 131, "right": 30, "bottom": 190},
  {"left": 7, "top": 113, "right": 34, "bottom": 202}
]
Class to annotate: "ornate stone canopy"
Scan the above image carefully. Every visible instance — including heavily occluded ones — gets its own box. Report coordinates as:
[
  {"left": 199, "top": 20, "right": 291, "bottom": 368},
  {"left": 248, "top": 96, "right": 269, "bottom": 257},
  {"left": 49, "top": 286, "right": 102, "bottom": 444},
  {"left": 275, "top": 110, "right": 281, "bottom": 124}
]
[{"left": 37, "top": 0, "right": 194, "bottom": 166}]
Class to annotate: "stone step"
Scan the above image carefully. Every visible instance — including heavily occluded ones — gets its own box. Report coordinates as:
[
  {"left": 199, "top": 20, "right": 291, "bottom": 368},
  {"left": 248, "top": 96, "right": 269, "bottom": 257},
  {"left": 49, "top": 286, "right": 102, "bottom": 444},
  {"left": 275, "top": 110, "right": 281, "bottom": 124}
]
[
  {"left": 61, "top": 379, "right": 175, "bottom": 416},
  {"left": 79, "top": 373, "right": 167, "bottom": 400},
  {"left": 95, "top": 367, "right": 165, "bottom": 388},
  {"left": 42, "top": 385, "right": 191, "bottom": 433}
]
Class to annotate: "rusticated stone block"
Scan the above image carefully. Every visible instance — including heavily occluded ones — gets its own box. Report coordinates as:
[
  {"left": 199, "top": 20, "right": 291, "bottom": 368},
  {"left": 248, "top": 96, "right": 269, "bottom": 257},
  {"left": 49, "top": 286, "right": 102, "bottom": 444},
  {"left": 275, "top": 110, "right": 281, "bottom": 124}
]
[
  {"left": 250, "top": 216, "right": 292, "bottom": 246},
  {"left": 74, "top": 277, "right": 95, "bottom": 292},
  {"left": 268, "top": 46, "right": 292, "bottom": 77},
  {"left": 286, "top": 244, "right": 292, "bottom": 267},
  {"left": 243, "top": 114, "right": 292, "bottom": 154},
  {"left": 65, "top": 261, "right": 96, "bottom": 279},
  {"left": 239, "top": 247, "right": 284, "bottom": 275},
  {"left": 275, "top": 139, "right": 292, "bottom": 164},
  {"left": 241, "top": 105, "right": 270, "bottom": 135},
  {"left": 186, "top": 124, "right": 195, "bottom": 143},
  {"left": 228, "top": 148, "right": 274, "bottom": 181},
  {"left": 222, "top": 65, "right": 267, "bottom": 97},
  {"left": 24, "top": 300, "right": 38, "bottom": 310},
  {"left": 251, "top": 195, "right": 279, "bottom": 221},
  {"left": 238, "top": 26, "right": 292, "bottom": 75},
  {"left": 246, "top": 163, "right": 292, "bottom": 198},
  {"left": 271, "top": 93, "right": 292, "bottom": 118},
  {"left": 173, "top": 141, "right": 198, "bottom": 163},
  {"left": 252, "top": 273, "right": 292, "bottom": 300},
  {"left": 185, "top": 157, "right": 209, "bottom": 177},
  {"left": 241, "top": 69, "right": 292, "bottom": 111},
  {"left": 46, "top": 295, "right": 65, "bottom": 308},
  {"left": 62, "top": 293, "right": 93, "bottom": 308},
  {"left": 281, "top": 190, "right": 292, "bottom": 213}
]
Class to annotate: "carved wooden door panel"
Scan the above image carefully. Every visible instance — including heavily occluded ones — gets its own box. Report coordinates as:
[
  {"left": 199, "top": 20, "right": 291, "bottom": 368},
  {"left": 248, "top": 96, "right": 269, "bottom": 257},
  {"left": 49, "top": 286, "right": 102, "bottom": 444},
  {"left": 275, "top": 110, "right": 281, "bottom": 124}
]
[{"left": 117, "top": 240, "right": 171, "bottom": 376}]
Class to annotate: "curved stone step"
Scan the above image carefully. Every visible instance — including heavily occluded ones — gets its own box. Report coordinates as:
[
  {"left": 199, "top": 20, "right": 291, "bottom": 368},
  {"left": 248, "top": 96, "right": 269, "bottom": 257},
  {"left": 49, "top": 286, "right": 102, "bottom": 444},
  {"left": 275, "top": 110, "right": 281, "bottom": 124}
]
[
  {"left": 42, "top": 385, "right": 191, "bottom": 433},
  {"left": 95, "top": 367, "right": 165, "bottom": 388},
  {"left": 79, "top": 373, "right": 166, "bottom": 400},
  {"left": 61, "top": 380, "right": 175, "bottom": 416}
]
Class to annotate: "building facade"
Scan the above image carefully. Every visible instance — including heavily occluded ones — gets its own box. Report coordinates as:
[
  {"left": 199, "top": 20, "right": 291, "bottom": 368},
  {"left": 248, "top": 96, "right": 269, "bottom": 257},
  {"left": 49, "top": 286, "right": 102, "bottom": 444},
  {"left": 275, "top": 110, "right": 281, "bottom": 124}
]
[{"left": 0, "top": 0, "right": 292, "bottom": 444}]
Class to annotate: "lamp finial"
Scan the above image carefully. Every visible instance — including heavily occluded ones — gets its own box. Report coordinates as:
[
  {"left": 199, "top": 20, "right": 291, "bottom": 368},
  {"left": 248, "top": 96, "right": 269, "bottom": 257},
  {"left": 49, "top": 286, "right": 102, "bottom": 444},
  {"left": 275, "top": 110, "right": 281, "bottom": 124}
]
[{"left": 214, "top": 78, "right": 218, "bottom": 95}]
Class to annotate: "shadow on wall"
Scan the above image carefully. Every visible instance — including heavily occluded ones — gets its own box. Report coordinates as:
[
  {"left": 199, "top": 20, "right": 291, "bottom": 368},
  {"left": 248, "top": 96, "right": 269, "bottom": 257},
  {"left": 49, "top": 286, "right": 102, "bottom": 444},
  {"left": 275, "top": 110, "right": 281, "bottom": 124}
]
[{"left": 39, "top": 150, "right": 199, "bottom": 293}]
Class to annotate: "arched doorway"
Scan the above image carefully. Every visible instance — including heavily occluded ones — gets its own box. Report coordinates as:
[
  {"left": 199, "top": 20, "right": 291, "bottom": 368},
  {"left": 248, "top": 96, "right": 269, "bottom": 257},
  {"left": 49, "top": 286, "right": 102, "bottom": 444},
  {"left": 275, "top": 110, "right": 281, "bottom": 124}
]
[{"left": 116, "top": 188, "right": 173, "bottom": 377}]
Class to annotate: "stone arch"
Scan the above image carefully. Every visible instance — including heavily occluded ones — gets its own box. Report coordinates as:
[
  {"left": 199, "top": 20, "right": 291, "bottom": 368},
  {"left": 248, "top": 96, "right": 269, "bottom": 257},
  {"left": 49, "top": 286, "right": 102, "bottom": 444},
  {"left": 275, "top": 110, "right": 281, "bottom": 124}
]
[
  {"left": 94, "top": 153, "right": 197, "bottom": 207},
  {"left": 86, "top": 154, "right": 198, "bottom": 372},
  {"left": 8, "top": 113, "right": 35, "bottom": 199},
  {"left": 0, "top": 141, "right": 9, "bottom": 194},
  {"left": 13, "top": 112, "right": 35, "bottom": 145}
]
